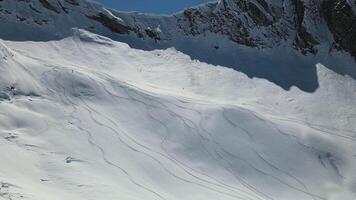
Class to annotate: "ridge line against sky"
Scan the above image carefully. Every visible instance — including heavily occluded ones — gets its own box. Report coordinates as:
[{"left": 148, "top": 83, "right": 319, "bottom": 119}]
[{"left": 95, "top": 0, "right": 217, "bottom": 14}]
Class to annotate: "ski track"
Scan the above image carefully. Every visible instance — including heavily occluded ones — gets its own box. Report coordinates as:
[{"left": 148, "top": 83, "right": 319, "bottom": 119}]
[
  {"left": 1, "top": 34, "right": 355, "bottom": 200},
  {"left": 1, "top": 65, "right": 352, "bottom": 200},
  {"left": 77, "top": 73, "right": 265, "bottom": 200},
  {"left": 43, "top": 68, "right": 261, "bottom": 200},
  {"left": 42, "top": 68, "right": 323, "bottom": 200}
]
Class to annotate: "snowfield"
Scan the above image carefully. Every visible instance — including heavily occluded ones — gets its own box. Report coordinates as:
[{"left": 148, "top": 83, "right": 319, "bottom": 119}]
[{"left": 0, "top": 30, "right": 355, "bottom": 200}]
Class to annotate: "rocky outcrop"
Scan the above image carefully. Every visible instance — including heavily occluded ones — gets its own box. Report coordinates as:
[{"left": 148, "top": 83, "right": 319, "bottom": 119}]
[
  {"left": 144, "top": 28, "right": 161, "bottom": 42},
  {"left": 39, "top": 0, "right": 60, "bottom": 13},
  {"left": 323, "top": 0, "right": 356, "bottom": 58},
  {"left": 177, "top": 0, "right": 274, "bottom": 47},
  {"left": 292, "top": 0, "right": 319, "bottom": 54},
  {"left": 87, "top": 13, "right": 131, "bottom": 35},
  {"left": 236, "top": 0, "right": 273, "bottom": 26},
  {"left": 170, "top": 0, "right": 321, "bottom": 51},
  {"left": 64, "top": 0, "right": 79, "bottom": 6},
  {"left": 169, "top": 0, "right": 354, "bottom": 57},
  {"left": 0, "top": 0, "right": 355, "bottom": 59}
]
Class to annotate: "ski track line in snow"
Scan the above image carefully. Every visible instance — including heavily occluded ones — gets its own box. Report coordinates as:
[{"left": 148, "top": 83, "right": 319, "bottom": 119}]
[
  {"left": 51, "top": 70, "right": 167, "bottom": 200},
  {"left": 55, "top": 67, "right": 329, "bottom": 200},
  {"left": 94, "top": 71, "right": 323, "bottom": 200},
  {"left": 41, "top": 65, "right": 249, "bottom": 198},
  {"left": 43, "top": 68, "right": 263, "bottom": 200},
  {"left": 124, "top": 80, "right": 328, "bottom": 200},
  {"left": 83, "top": 73, "right": 265, "bottom": 200},
  {"left": 94, "top": 71, "right": 271, "bottom": 200},
  {"left": 4, "top": 43, "right": 353, "bottom": 199},
  {"left": 269, "top": 116, "right": 356, "bottom": 142},
  {"left": 129, "top": 84, "right": 325, "bottom": 200},
  {"left": 108, "top": 79, "right": 273, "bottom": 200}
]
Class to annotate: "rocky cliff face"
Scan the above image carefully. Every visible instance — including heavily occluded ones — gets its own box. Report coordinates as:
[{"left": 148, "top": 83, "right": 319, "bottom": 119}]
[
  {"left": 161, "top": 0, "right": 355, "bottom": 57},
  {"left": 116, "top": 0, "right": 355, "bottom": 58},
  {"left": 0, "top": 0, "right": 355, "bottom": 58},
  {"left": 322, "top": 0, "right": 356, "bottom": 58},
  {"left": 0, "top": 0, "right": 129, "bottom": 40}
]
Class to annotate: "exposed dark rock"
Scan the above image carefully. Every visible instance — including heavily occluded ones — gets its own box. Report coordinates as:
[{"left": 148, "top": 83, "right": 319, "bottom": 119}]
[
  {"left": 246, "top": 2, "right": 273, "bottom": 26},
  {"left": 0, "top": 92, "right": 10, "bottom": 100},
  {"left": 323, "top": 0, "right": 356, "bottom": 58},
  {"left": 87, "top": 13, "right": 131, "bottom": 35},
  {"left": 177, "top": 0, "right": 322, "bottom": 53},
  {"left": 29, "top": 4, "right": 42, "bottom": 13},
  {"left": 39, "top": 0, "right": 60, "bottom": 14},
  {"left": 65, "top": 156, "right": 81, "bottom": 163},
  {"left": 0, "top": 0, "right": 355, "bottom": 61},
  {"left": 145, "top": 28, "right": 161, "bottom": 42},
  {"left": 57, "top": 0, "right": 69, "bottom": 13},
  {"left": 183, "top": 9, "right": 202, "bottom": 36},
  {"left": 64, "top": 0, "right": 79, "bottom": 6},
  {"left": 181, "top": 5, "right": 258, "bottom": 47},
  {"left": 256, "top": 0, "right": 270, "bottom": 13},
  {"left": 236, "top": 0, "right": 272, "bottom": 26},
  {"left": 292, "top": 0, "right": 319, "bottom": 54},
  {"left": 16, "top": 15, "right": 26, "bottom": 21}
]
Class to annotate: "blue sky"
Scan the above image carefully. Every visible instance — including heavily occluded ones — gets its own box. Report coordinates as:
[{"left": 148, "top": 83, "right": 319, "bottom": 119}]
[{"left": 95, "top": 0, "right": 215, "bottom": 14}]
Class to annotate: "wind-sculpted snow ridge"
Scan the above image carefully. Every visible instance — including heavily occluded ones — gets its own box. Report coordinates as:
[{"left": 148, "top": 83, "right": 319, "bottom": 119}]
[{"left": 0, "top": 30, "right": 355, "bottom": 200}]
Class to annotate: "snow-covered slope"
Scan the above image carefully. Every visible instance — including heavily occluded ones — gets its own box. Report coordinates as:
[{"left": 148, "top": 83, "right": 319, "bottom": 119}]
[
  {"left": 0, "top": 29, "right": 355, "bottom": 200},
  {"left": 0, "top": 0, "right": 356, "bottom": 200}
]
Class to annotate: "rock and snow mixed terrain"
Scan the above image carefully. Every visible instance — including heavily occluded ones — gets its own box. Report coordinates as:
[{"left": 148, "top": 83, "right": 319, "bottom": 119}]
[{"left": 0, "top": 0, "right": 356, "bottom": 200}]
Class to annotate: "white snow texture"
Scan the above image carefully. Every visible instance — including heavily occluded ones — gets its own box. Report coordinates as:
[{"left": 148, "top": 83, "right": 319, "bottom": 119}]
[{"left": 0, "top": 0, "right": 355, "bottom": 200}]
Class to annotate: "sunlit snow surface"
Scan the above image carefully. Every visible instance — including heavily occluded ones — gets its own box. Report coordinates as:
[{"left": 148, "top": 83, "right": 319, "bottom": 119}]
[{"left": 0, "top": 30, "right": 355, "bottom": 200}]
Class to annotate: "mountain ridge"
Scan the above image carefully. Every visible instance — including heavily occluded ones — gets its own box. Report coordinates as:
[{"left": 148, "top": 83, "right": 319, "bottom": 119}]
[
  {"left": 0, "top": 0, "right": 355, "bottom": 92},
  {"left": 1, "top": 0, "right": 355, "bottom": 58}
]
